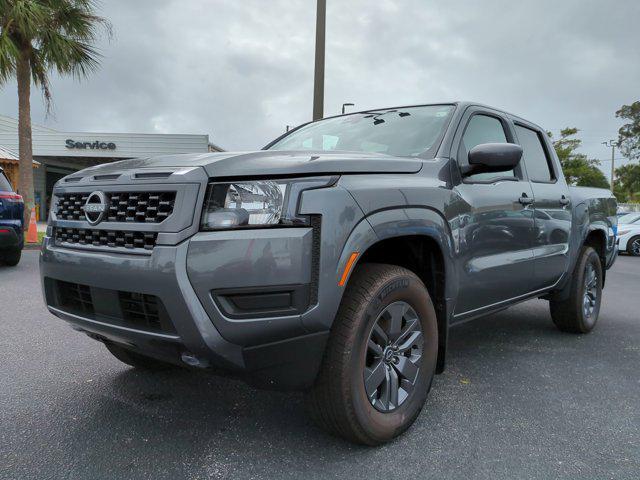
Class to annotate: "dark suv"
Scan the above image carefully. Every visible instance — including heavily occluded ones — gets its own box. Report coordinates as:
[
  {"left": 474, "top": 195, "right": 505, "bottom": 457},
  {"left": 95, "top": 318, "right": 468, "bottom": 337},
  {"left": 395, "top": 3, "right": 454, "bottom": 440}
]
[
  {"left": 40, "top": 102, "right": 617, "bottom": 444},
  {"left": 0, "top": 167, "right": 24, "bottom": 266}
]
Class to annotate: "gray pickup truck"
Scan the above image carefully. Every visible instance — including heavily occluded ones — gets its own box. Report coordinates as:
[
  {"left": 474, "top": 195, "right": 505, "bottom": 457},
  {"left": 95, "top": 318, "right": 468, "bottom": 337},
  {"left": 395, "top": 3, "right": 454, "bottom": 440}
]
[{"left": 40, "top": 102, "right": 617, "bottom": 444}]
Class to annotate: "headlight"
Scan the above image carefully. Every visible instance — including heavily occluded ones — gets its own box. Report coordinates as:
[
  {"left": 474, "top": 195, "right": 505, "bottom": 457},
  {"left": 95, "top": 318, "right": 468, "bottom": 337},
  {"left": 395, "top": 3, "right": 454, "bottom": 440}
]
[
  {"left": 201, "top": 177, "right": 335, "bottom": 230},
  {"left": 617, "top": 230, "right": 630, "bottom": 236}
]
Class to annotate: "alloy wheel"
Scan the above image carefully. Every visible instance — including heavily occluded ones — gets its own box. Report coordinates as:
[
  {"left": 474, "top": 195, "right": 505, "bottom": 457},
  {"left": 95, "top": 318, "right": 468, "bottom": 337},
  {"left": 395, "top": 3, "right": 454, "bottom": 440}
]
[
  {"left": 582, "top": 262, "right": 598, "bottom": 320},
  {"left": 632, "top": 238, "right": 640, "bottom": 256},
  {"left": 363, "top": 301, "right": 424, "bottom": 412}
]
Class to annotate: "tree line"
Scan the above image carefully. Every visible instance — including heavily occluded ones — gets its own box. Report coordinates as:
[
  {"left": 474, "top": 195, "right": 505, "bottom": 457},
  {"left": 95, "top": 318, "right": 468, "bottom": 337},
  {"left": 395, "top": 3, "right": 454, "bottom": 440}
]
[{"left": 550, "top": 101, "right": 640, "bottom": 203}]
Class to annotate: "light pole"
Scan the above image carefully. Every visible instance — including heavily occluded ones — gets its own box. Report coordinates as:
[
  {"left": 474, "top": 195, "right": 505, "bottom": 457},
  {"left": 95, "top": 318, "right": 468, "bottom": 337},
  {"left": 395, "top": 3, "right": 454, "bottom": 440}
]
[
  {"left": 341, "top": 103, "right": 354, "bottom": 115},
  {"left": 312, "top": 0, "right": 326, "bottom": 121},
  {"left": 602, "top": 139, "right": 616, "bottom": 192}
]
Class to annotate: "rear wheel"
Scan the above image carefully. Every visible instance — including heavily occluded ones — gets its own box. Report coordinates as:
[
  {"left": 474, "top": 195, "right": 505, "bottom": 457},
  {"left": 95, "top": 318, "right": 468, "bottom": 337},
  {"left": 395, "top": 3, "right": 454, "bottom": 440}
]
[
  {"left": 0, "top": 248, "right": 21, "bottom": 266},
  {"left": 104, "top": 343, "right": 175, "bottom": 371},
  {"left": 305, "top": 263, "right": 438, "bottom": 445},
  {"left": 549, "top": 246, "right": 602, "bottom": 333},
  {"left": 627, "top": 236, "right": 640, "bottom": 256}
]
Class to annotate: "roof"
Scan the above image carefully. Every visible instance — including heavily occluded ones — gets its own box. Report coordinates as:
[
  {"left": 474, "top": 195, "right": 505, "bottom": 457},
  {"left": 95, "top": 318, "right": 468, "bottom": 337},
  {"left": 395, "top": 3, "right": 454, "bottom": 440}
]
[
  {"left": 0, "top": 145, "right": 18, "bottom": 161},
  {"left": 0, "top": 145, "right": 40, "bottom": 167}
]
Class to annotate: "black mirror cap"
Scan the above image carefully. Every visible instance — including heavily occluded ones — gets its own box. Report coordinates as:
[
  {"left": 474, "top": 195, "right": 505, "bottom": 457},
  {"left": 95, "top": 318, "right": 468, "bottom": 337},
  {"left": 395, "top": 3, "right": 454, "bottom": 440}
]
[{"left": 463, "top": 143, "right": 523, "bottom": 176}]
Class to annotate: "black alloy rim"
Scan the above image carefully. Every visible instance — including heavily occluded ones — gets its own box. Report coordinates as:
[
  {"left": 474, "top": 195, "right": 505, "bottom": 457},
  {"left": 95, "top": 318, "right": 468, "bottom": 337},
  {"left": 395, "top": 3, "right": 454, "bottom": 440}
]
[
  {"left": 363, "top": 301, "right": 424, "bottom": 412},
  {"left": 583, "top": 262, "right": 598, "bottom": 320}
]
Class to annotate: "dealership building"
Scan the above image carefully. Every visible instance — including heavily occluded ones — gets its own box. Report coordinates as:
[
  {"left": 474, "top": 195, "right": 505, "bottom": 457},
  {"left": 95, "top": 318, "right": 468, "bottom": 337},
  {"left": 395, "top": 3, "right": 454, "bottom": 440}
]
[{"left": 0, "top": 114, "right": 220, "bottom": 220}]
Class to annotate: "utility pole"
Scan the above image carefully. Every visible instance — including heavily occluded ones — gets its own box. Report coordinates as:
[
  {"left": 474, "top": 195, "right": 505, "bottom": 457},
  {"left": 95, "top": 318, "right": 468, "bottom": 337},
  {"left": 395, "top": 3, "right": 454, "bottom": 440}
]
[
  {"left": 602, "top": 139, "right": 616, "bottom": 191},
  {"left": 312, "top": 0, "right": 326, "bottom": 121}
]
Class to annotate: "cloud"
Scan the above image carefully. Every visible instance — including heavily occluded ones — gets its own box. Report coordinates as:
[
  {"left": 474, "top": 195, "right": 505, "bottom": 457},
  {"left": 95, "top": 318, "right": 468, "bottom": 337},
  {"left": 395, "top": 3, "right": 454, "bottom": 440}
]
[{"left": 0, "top": 0, "right": 637, "bottom": 174}]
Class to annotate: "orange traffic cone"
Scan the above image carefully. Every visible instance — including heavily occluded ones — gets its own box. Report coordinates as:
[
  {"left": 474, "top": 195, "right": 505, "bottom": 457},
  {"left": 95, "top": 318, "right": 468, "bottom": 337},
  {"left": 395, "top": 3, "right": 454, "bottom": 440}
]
[{"left": 26, "top": 207, "right": 38, "bottom": 243}]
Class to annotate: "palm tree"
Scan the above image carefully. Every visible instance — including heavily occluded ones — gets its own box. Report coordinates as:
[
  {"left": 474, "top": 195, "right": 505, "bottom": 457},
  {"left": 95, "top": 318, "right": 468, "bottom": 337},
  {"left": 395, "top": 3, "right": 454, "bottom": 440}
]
[{"left": 0, "top": 0, "right": 110, "bottom": 225}]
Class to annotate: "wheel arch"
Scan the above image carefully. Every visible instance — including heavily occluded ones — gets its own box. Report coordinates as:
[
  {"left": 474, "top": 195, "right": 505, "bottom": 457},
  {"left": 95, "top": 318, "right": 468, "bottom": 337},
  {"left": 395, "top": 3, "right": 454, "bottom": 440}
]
[
  {"left": 584, "top": 227, "right": 608, "bottom": 286},
  {"left": 335, "top": 207, "right": 456, "bottom": 373}
]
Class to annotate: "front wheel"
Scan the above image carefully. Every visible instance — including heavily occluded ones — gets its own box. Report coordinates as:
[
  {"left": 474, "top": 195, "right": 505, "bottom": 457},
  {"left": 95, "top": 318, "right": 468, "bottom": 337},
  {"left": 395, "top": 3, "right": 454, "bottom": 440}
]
[
  {"left": 305, "top": 263, "right": 438, "bottom": 445},
  {"left": 627, "top": 236, "right": 640, "bottom": 256},
  {"left": 549, "top": 246, "right": 603, "bottom": 333}
]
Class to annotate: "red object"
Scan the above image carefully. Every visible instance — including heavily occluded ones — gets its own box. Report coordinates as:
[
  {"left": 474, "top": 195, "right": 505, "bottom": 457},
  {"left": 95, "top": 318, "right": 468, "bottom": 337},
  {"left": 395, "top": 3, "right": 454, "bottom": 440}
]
[
  {"left": 0, "top": 192, "right": 23, "bottom": 201},
  {"left": 0, "top": 229, "right": 10, "bottom": 233},
  {"left": 26, "top": 206, "right": 38, "bottom": 243}
]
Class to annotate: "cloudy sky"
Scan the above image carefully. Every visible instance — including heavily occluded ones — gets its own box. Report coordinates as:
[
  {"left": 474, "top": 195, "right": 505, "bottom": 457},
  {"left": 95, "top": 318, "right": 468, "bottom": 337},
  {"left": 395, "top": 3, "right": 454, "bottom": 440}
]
[{"left": 0, "top": 0, "right": 638, "bottom": 176}]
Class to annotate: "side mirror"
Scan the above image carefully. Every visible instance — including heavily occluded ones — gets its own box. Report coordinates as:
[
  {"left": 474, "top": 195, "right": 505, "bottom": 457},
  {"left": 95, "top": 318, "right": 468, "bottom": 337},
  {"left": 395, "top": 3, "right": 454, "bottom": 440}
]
[{"left": 462, "top": 143, "right": 523, "bottom": 176}]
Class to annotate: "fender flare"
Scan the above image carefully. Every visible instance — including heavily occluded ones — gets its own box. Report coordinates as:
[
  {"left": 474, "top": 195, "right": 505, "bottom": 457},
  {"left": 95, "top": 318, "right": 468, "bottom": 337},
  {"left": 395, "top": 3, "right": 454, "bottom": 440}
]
[{"left": 335, "top": 206, "right": 457, "bottom": 373}]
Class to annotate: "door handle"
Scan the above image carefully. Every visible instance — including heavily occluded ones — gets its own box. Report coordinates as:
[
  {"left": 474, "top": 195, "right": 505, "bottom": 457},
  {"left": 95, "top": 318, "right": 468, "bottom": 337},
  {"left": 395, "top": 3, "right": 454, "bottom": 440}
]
[
  {"left": 518, "top": 194, "right": 534, "bottom": 205},
  {"left": 559, "top": 196, "right": 570, "bottom": 206}
]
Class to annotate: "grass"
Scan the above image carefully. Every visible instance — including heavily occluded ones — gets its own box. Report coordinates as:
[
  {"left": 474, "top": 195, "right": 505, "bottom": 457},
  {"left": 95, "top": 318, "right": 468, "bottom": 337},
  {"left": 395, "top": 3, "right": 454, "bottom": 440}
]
[{"left": 25, "top": 231, "right": 46, "bottom": 245}]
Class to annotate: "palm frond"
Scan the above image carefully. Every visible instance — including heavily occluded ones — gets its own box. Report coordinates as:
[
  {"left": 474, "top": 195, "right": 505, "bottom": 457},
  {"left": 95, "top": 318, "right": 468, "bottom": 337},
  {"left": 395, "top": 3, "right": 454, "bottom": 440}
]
[
  {"left": 5, "top": 0, "right": 48, "bottom": 40},
  {"left": 0, "top": 27, "right": 20, "bottom": 84},
  {"left": 39, "top": 28, "right": 101, "bottom": 78},
  {"left": 29, "top": 49, "right": 53, "bottom": 112},
  {"left": 0, "top": 0, "right": 109, "bottom": 104}
]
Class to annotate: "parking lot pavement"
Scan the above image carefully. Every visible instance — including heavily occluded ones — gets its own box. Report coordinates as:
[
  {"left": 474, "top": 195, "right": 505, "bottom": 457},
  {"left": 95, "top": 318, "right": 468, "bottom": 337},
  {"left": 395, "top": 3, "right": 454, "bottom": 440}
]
[{"left": 1, "top": 251, "right": 639, "bottom": 480}]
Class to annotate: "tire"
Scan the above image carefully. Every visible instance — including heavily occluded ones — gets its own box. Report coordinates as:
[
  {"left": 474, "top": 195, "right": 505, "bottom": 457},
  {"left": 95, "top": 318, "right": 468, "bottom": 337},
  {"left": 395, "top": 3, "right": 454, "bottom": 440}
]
[
  {"left": 104, "top": 343, "right": 175, "bottom": 371},
  {"left": 1, "top": 249, "right": 21, "bottom": 266},
  {"left": 627, "top": 235, "right": 640, "bottom": 256},
  {"left": 549, "top": 246, "right": 602, "bottom": 333},
  {"left": 305, "top": 263, "right": 438, "bottom": 445}
]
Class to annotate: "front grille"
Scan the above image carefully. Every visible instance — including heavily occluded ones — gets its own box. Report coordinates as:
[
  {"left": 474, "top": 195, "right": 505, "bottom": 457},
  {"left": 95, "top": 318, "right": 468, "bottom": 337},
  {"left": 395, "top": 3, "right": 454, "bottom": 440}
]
[
  {"left": 54, "top": 227, "right": 157, "bottom": 251},
  {"left": 56, "top": 193, "right": 88, "bottom": 220},
  {"left": 107, "top": 192, "right": 176, "bottom": 223},
  {"left": 119, "top": 292, "right": 166, "bottom": 332},
  {"left": 55, "top": 191, "right": 176, "bottom": 223},
  {"left": 49, "top": 280, "right": 176, "bottom": 335},
  {"left": 58, "top": 281, "right": 94, "bottom": 315}
]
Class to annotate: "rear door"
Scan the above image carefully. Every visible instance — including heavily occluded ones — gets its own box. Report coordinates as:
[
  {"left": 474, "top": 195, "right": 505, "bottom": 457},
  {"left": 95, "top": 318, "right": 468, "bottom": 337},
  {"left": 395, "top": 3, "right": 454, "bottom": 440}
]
[
  {"left": 452, "top": 108, "right": 536, "bottom": 315},
  {"left": 513, "top": 122, "right": 572, "bottom": 289}
]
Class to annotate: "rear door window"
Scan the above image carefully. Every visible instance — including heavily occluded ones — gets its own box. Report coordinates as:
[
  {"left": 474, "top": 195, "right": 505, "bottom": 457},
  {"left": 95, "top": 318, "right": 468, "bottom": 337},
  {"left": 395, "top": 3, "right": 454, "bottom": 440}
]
[{"left": 515, "top": 125, "right": 555, "bottom": 182}]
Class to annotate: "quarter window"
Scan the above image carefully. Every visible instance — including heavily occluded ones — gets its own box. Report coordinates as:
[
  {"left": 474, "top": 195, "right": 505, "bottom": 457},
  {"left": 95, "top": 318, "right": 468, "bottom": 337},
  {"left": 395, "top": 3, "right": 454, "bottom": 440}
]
[
  {"left": 459, "top": 114, "right": 514, "bottom": 182},
  {"left": 515, "top": 125, "right": 554, "bottom": 182}
]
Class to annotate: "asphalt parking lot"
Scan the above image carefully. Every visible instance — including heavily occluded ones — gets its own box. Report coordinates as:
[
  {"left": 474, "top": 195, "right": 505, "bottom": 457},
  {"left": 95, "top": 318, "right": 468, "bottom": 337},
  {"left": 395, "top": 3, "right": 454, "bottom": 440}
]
[{"left": 1, "top": 251, "right": 639, "bottom": 480}]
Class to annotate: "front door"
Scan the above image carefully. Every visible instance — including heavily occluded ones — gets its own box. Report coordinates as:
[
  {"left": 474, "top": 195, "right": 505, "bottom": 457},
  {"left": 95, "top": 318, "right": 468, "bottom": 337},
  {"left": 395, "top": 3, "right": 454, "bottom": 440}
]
[{"left": 452, "top": 110, "right": 536, "bottom": 316}]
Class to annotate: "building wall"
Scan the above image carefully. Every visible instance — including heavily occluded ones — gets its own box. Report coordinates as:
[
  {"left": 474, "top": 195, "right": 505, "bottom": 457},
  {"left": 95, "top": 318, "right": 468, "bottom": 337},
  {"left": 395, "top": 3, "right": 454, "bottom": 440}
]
[
  {"left": 33, "top": 156, "right": 119, "bottom": 220},
  {"left": 0, "top": 131, "right": 209, "bottom": 159},
  {"left": 0, "top": 114, "right": 214, "bottom": 219}
]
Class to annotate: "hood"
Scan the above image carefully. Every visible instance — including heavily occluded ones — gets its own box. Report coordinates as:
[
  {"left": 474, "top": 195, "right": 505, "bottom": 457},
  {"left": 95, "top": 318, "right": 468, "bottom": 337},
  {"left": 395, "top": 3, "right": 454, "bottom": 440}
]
[{"left": 76, "top": 150, "right": 423, "bottom": 178}]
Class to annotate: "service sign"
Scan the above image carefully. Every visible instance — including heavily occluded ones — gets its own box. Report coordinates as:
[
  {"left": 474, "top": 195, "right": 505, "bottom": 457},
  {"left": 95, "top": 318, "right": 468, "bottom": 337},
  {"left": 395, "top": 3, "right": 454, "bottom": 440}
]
[{"left": 65, "top": 139, "right": 116, "bottom": 150}]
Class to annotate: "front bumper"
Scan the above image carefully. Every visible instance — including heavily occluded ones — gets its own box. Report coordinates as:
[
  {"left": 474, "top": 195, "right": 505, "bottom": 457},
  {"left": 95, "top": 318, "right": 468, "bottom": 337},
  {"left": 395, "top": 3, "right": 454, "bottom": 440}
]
[{"left": 40, "top": 233, "right": 328, "bottom": 390}]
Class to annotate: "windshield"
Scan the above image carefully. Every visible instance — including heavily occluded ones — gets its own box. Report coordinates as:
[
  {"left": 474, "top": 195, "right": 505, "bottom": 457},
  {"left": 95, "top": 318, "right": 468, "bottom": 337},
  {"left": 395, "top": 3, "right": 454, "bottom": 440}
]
[
  {"left": 618, "top": 213, "right": 640, "bottom": 224},
  {"left": 267, "top": 105, "right": 454, "bottom": 157}
]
